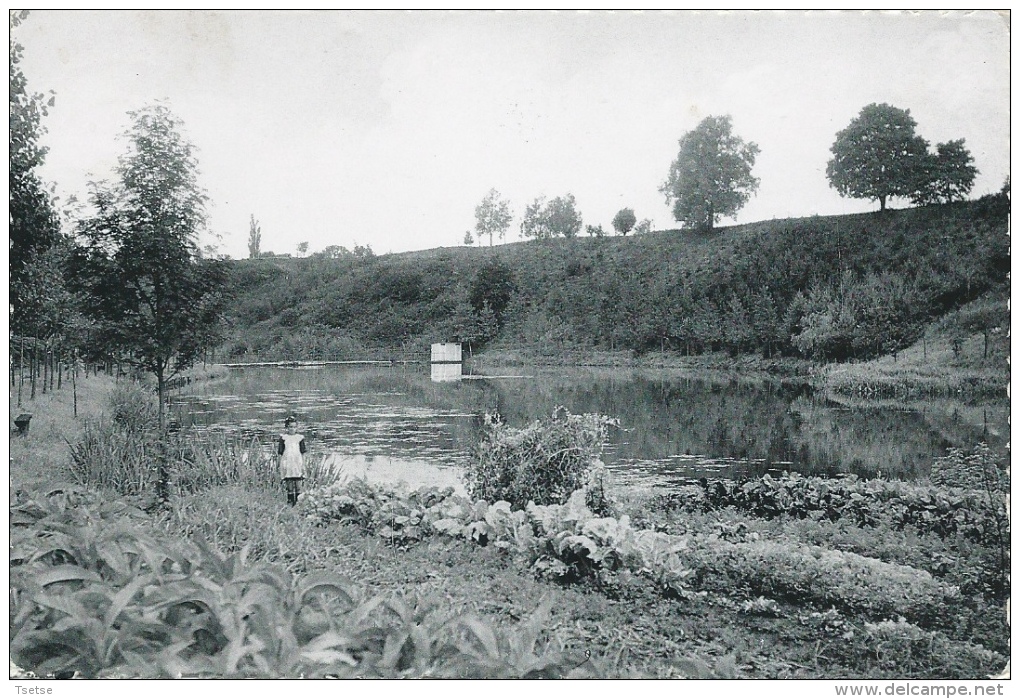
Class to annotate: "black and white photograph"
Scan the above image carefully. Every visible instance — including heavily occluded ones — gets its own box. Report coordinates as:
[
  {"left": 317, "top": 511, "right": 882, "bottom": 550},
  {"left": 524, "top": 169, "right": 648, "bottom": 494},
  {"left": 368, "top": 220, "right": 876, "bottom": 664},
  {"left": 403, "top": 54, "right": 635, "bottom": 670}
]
[{"left": 9, "top": 9, "right": 1010, "bottom": 688}]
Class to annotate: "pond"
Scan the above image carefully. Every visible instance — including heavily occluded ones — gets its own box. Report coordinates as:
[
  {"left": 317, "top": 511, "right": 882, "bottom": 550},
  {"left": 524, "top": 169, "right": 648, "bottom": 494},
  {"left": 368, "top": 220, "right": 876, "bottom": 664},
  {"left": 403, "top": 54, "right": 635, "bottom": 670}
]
[{"left": 173, "top": 365, "right": 1009, "bottom": 493}]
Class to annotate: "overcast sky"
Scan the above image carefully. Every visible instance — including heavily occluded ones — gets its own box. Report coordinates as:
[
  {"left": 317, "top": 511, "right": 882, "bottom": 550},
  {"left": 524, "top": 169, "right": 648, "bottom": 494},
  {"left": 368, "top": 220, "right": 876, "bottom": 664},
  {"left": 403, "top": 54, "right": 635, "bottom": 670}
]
[{"left": 14, "top": 10, "right": 1010, "bottom": 259}]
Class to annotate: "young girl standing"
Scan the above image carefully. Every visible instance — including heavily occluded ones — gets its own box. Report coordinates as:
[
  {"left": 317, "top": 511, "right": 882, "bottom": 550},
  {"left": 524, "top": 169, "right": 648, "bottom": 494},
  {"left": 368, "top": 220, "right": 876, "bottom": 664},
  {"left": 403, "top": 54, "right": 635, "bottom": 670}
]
[{"left": 277, "top": 416, "right": 306, "bottom": 505}]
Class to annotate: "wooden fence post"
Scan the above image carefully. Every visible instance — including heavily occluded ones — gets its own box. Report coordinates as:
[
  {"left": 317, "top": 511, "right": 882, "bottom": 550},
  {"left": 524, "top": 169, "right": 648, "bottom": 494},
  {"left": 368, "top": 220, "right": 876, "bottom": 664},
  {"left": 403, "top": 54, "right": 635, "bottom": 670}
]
[
  {"left": 18, "top": 337, "right": 24, "bottom": 406},
  {"left": 30, "top": 341, "right": 37, "bottom": 400},
  {"left": 72, "top": 351, "right": 79, "bottom": 418}
]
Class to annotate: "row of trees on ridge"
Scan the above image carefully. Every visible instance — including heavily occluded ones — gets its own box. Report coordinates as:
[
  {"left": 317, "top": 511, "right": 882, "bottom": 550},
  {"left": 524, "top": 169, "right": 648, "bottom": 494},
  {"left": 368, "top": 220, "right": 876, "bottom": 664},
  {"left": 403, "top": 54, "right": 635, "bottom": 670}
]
[
  {"left": 464, "top": 103, "right": 980, "bottom": 247},
  {"left": 466, "top": 189, "right": 653, "bottom": 247}
]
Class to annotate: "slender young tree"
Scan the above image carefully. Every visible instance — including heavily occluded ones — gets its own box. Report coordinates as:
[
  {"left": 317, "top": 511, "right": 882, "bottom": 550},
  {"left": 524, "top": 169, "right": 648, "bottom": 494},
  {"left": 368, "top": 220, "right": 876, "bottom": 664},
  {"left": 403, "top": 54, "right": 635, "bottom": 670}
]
[
  {"left": 474, "top": 188, "right": 513, "bottom": 246},
  {"left": 247, "top": 214, "right": 262, "bottom": 258},
  {"left": 633, "top": 218, "right": 653, "bottom": 236},
  {"left": 71, "top": 104, "right": 228, "bottom": 429},
  {"left": 10, "top": 11, "right": 61, "bottom": 336}
]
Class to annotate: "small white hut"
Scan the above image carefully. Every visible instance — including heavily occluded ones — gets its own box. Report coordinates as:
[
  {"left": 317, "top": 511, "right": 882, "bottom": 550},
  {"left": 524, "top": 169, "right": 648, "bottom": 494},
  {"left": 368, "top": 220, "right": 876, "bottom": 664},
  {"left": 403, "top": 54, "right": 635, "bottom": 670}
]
[{"left": 430, "top": 342, "right": 462, "bottom": 382}]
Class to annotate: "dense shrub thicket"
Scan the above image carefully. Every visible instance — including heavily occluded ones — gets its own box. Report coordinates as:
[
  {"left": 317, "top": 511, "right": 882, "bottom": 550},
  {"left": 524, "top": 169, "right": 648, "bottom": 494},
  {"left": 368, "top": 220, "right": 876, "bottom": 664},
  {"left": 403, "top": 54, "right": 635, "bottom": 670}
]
[
  {"left": 464, "top": 409, "right": 616, "bottom": 513},
  {"left": 220, "top": 199, "right": 1008, "bottom": 361}
]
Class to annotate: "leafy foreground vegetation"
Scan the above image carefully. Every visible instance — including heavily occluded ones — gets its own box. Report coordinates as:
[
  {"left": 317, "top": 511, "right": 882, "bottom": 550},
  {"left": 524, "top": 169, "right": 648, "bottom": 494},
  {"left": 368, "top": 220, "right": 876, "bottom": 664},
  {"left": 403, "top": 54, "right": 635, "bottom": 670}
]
[
  {"left": 11, "top": 485, "right": 610, "bottom": 679},
  {"left": 10, "top": 390, "right": 1009, "bottom": 679}
]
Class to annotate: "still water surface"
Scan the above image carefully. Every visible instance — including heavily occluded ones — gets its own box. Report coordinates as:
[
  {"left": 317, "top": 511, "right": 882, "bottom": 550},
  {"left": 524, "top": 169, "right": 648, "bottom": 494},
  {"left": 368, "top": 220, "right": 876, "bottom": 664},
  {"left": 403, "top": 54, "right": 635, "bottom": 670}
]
[{"left": 175, "top": 365, "right": 1008, "bottom": 492}]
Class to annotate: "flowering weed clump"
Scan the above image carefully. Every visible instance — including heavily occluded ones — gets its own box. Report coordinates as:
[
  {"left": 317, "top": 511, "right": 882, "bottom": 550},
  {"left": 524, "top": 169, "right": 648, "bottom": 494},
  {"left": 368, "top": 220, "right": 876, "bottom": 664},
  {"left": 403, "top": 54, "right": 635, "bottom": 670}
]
[
  {"left": 464, "top": 408, "right": 617, "bottom": 513},
  {"left": 930, "top": 443, "right": 1008, "bottom": 493}
]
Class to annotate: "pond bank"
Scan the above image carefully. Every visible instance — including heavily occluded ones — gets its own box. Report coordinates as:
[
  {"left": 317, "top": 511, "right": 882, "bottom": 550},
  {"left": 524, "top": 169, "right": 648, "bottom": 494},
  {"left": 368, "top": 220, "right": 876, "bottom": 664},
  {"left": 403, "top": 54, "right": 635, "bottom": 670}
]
[
  {"left": 820, "top": 363, "right": 1004, "bottom": 400},
  {"left": 817, "top": 330, "right": 1008, "bottom": 400},
  {"left": 468, "top": 343, "right": 1006, "bottom": 399},
  {"left": 469, "top": 348, "right": 815, "bottom": 378}
]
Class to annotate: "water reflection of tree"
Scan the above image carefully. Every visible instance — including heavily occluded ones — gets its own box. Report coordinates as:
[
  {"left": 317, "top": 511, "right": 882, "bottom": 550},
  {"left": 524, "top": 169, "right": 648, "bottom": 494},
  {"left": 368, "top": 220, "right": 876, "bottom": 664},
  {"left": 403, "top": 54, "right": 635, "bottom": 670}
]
[{"left": 483, "top": 370, "right": 1003, "bottom": 479}]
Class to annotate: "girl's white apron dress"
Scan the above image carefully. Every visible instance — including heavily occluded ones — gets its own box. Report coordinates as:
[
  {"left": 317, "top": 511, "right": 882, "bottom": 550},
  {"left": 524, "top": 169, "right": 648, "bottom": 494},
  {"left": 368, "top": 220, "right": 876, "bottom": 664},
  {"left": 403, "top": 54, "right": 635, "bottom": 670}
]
[{"left": 278, "top": 433, "right": 306, "bottom": 478}]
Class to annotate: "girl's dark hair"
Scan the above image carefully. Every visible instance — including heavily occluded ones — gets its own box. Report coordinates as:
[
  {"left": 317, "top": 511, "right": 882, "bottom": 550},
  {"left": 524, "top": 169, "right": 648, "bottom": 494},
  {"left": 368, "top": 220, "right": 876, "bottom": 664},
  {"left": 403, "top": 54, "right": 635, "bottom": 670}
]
[{"left": 284, "top": 416, "right": 296, "bottom": 427}]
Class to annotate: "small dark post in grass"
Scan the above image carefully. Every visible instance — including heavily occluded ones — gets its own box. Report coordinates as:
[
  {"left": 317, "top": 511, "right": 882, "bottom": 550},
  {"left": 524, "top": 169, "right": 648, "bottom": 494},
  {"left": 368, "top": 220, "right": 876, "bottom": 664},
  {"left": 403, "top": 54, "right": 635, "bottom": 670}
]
[
  {"left": 156, "top": 419, "right": 181, "bottom": 508},
  {"left": 14, "top": 413, "right": 32, "bottom": 435},
  {"left": 156, "top": 446, "right": 169, "bottom": 507}
]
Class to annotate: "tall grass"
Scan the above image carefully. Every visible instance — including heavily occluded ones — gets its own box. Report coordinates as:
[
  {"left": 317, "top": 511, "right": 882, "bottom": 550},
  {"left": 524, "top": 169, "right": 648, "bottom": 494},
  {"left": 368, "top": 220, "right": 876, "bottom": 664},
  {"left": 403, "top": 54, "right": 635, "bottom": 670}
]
[
  {"left": 170, "top": 431, "right": 279, "bottom": 494},
  {"left": 107, "top": 381, "right": 160, "bottom": 431},
  {"left": 69, "top": 376, "right": 348, "bottom": 500},
  {"left": 68, "top": 421, "right": 282, "bottom": 498},
  {"left": 159, "top": 485, "right": 343, "bottom": 572}
]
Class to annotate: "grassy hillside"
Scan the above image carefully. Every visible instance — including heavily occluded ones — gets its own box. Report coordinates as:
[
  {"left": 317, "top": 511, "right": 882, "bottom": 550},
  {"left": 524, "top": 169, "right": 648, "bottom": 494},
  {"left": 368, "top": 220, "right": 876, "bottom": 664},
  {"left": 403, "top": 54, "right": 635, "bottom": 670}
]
[
  {"left": 821, "top": 292, "right": 1009, "bottom": 398},
  {"left": 219, "top": 196, "right": 1008, "bottom": 381}
]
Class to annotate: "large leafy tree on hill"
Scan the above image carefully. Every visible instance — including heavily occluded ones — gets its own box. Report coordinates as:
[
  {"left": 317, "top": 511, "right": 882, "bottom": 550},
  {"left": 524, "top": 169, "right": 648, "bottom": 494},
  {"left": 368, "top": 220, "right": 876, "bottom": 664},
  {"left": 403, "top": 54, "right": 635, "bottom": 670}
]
[
  {"left": 826, "top": 103, "right": 931, "bottom": 211},
  {"left": 70, "top": 104, "right": 228, "bottom": 427},
  {"left": 10, "top": 11, "right": 62, "bottom": 336},
  {"left": 520, "top": 194, "right": 583, "bottom": 239},
  {"left": 474, "top": 189, "right": 512, "bottom": 246},
  {"left": 660, "top": 115, "right": 760, "bottom": 232},
  {"left": 612, "top": 208, "right": 636, "bottom": 236}
]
